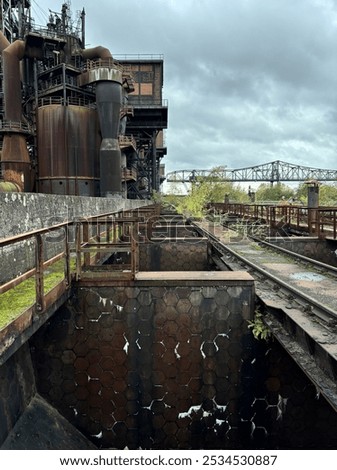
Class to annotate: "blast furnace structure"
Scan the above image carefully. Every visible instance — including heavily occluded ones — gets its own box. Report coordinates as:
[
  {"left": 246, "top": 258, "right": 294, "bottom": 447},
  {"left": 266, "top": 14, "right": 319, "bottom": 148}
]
[{"left": 0, "top": 0, "right": 168, "bottom": 198}]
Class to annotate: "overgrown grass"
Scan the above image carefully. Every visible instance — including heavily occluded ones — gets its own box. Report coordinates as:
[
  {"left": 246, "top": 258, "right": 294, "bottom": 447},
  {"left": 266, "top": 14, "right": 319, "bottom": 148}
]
[{"left": 0, "top": 259, "right": 73, "bottom": 330}]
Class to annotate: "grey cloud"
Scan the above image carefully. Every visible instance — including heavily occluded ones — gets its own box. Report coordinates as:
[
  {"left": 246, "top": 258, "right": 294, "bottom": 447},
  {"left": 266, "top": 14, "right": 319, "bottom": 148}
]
[{"left": 34, "top": 0, "right": 337, "bottom": 176}]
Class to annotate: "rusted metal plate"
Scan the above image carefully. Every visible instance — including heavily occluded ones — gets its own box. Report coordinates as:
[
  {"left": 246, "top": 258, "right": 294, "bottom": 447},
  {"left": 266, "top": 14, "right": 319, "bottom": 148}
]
[{"left": 37, "top": 105, "right": 100, "bottom": 196}]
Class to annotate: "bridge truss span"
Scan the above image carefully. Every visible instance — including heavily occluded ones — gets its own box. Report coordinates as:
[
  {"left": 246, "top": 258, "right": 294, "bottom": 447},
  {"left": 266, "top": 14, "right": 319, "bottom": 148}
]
[{"left": 166, "top": 160, "right": 337, "bottom": 183}]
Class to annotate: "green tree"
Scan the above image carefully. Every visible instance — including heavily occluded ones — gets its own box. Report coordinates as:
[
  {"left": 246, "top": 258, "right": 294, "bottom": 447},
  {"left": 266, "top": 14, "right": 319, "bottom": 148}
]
[
  {"left": 318, "top": 183, "right": 337, "bottom": 206},
  {"left": 165, "top": 166, "right": 249, "bottom": 218},
  {"left": 296, "top": 182, "right": 337, "bottom": 206},
  {"left": 255, "top": 182, "right": 295, "bottom": 203},
  {"left": 295, "top": 183, "right": 308, "bottom": 204}
]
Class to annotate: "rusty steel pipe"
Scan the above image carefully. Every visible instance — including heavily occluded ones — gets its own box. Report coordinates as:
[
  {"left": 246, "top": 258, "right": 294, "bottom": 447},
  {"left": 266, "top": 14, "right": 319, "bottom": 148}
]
[
  {"left": 2, "top": 40, "right": 25, "bottom": 122},
  {"left": 81, "top": 45, "right": 112, "bottom": 60},
  {"left": 0, "top": 31, "right": 10, "bottom": 52},
  {"left": 0, "top": 37, "right": 31, "bottom": 191}
]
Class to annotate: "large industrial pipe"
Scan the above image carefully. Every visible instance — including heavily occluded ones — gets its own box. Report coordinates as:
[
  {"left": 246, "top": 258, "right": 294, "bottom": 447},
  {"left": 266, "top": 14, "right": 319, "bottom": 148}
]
[
  {"left": 81, "top": 46, "right": 112, "bottom": 61},
  {"left": 96, "top": 81, "right": 122, "bottom": 196},
  {"left": 3, "top": 39, "right": 25, "bottom": 121},
  {"left": 0, "top": 33, "right": 31, "bottom": 191},
  {"left": 80, "top": 46, "right": 122, "bottom": 197},
  {"left": 0, "top": 32, "right": 10, "bottom": 52},
  {"left": 80, "top": 8, "right": 86, "bottom": 49}
]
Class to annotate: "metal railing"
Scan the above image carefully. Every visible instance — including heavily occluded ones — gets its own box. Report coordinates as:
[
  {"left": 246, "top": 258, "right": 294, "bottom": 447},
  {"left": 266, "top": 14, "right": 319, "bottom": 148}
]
[
  {"left": 75, "top": 213, "right": 140, "bottom": 282},
  {"left": 0, "top": 222, "right": 71, "bottom": 313},
  {"left": 0, "top": 205, "right": 161, "bottom": 320},
  {"left": 121, "top": 168, "right": 138, "bottom": 181},
  {"left": 128, "top": 98, "right": 168, "bottom": 108},
  {"left": 38, "top": 74, "right": 78, "bottom": 91},
  {"left": 38, "top": 96, "right": 96, "bottom": 109},
  {"left": 119, "top": 135, "right": 137, "bottom": 148},
  {"left": 114, "top": 54, "right": 164, "bottom": 61},
  {"left": 82, "top": 59, "right": 124, "bottom": 73},
  {"left": 209, "top": 202, "right": 337, "bottom": 239},
  {"left": 0, "top": 120, "right": 33, "bottom": 134}
]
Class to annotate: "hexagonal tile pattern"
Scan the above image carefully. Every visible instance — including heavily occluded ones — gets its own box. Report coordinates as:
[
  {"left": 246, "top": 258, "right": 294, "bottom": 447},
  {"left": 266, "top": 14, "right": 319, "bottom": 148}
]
[{"left": 27, "top": 275, "right": 279, "bottom": 450}]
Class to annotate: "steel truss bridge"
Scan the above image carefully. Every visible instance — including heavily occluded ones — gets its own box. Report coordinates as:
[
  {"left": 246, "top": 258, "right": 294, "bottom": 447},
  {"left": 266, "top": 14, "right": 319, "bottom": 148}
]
[{"left": 165, "top": 160, "right": 337, "bottom": 183}]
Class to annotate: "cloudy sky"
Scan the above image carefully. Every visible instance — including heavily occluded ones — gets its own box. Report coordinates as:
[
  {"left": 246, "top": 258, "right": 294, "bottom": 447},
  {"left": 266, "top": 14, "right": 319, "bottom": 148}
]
[{"left": 32, "top": 0, "right": 337, "bottom": 179}]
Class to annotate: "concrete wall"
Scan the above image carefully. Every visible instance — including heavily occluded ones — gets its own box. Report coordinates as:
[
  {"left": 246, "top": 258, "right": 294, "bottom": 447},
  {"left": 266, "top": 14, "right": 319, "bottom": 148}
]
[
  {"left": 31, "top": 272, "right": 256, "bottom": 449},
  {"left": 268, "top": 237, "right": 337, "bottom": 267},
  {"left": 0, "top": 343, "right": 96, "bottom": 449},
  {"left": 0, "top": 192, "right": 151, "bottom": 283},
  {"left": 254, "top": 339, "right": 337, "bottom": 449},
  {"left": 0, "top": 192, "right": 150, "bottom": 237},
  {"left": 0, "top": 343, "right": 35, "bottom": 446}
]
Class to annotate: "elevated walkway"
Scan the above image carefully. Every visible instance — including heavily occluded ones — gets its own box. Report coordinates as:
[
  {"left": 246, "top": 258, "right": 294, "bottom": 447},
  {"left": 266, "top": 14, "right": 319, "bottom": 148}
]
[{"left": 205, "top": 221, "right": 337, "bottom": 411}]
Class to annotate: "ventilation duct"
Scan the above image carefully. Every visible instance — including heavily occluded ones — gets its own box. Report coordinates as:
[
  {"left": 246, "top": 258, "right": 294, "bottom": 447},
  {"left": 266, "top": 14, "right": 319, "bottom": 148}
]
[{"left": 80, "top": 46, "right": 123, "bottom": 197}]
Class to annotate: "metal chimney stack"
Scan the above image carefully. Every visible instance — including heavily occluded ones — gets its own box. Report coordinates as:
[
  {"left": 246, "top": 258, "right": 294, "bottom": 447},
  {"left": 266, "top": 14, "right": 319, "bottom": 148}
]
[
  {"left": 79, "top": 47, "right": 123, "bottom": 197},
  {"left": 96, "top": 81, "right": 122, "bottom": 196}
]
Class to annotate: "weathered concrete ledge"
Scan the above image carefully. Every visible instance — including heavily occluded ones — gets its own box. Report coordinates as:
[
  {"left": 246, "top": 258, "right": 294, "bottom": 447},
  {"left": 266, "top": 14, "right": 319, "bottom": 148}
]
[
  {"left": 136, "top": 270, "right": 254, "bottom": 283},
  {"left": 0, "top": 192, "right": 152, "bottom": 238}
]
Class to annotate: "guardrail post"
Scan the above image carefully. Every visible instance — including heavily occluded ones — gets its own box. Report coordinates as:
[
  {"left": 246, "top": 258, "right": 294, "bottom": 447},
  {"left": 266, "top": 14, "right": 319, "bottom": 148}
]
[
  {"left": 75, "top": 222, "right": 82, "bottom": 281},
  {"left": 131, "top": 219, "right": 139, "bottom": 277},
  {"left": 83, "top": 221, "right": 90, "bottom": 267},
  {"left": 308, "top": 208, "right": 318, "bottom": 236},
  {"left": 35, "top": 233, "right": 45, "bottom": 312},
  {"left": 64, "top": 224, "right": 71, "bottom": 287}
]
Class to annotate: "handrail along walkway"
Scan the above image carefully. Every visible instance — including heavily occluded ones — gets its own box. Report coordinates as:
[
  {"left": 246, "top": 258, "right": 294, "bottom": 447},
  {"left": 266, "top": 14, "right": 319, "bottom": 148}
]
[{"left": 0, "top": 204, "right": 160, "bottom": 322}]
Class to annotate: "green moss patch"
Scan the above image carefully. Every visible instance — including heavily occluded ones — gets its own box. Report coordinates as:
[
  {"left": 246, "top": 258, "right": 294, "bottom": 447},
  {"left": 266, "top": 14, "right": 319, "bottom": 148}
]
[{"left": 0, "top": 259, "right": 71, "bottom": 330}]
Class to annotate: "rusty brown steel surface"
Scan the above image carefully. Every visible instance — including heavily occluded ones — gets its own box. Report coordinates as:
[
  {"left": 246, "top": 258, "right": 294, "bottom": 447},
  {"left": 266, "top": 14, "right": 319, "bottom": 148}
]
[
  {"left": 71, "top": 207, "right": 163, "bottom": 282},
  {"left": 0, "top": 32, "right": 10, "bottom": 52},
  {"left": 2, "top": 41, "right": 25, "bottom": 122},
  {"left": 2, "top": 136, "right": 31, "bottom": 191},
  {"left": 31, "top": 278, "right": 256, "bottom": 449},
  {"left": 0, "top": 39, "right": 32, "bottom": 191},
  {"left": 37, "top": 105, "right": 100, "bottom": 196},
  {"left": 81, "top": 48, "right": 113, "bottom": 61}
]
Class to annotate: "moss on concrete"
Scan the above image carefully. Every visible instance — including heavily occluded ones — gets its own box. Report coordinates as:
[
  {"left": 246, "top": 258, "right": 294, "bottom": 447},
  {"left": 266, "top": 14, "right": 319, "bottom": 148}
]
[{"left": 0, "top": 260, "right": 72, "bottom": 330}]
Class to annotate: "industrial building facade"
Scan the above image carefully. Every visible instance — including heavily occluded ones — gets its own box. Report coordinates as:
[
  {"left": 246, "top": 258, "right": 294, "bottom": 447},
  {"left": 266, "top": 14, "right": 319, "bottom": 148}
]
[{"left": 0, "top": 1, "right": 168, "bottom": 199}]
